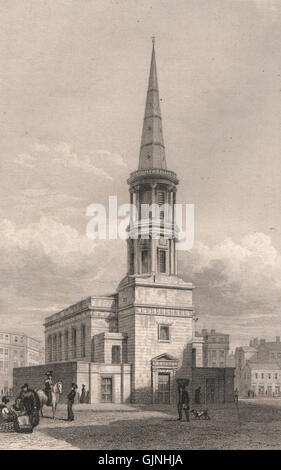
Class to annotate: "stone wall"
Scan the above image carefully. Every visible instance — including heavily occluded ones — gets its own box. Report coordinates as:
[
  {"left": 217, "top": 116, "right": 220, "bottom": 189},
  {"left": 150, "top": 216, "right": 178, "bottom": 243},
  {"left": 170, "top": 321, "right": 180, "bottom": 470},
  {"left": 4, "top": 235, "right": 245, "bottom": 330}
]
[
  {"left": 13, "top": 362, "right": 78, "bottom": 403},
  {"left": 191, "top": 367, "right": 235, "bottom": 404}
]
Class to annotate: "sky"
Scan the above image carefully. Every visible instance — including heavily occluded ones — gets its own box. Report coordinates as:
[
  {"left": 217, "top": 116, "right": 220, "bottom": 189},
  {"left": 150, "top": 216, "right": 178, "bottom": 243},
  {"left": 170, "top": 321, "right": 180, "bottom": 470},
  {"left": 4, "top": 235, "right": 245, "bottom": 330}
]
[{"left": 0, "top": 0, "right": 281, "bottom": 350}]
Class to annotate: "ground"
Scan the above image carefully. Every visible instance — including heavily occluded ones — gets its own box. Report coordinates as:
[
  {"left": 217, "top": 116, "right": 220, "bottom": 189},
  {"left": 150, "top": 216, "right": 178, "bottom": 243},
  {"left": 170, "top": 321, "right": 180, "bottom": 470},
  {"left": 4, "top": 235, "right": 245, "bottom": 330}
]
[{"left": 1, "top": 398, "right": 281, "bottom": 450}]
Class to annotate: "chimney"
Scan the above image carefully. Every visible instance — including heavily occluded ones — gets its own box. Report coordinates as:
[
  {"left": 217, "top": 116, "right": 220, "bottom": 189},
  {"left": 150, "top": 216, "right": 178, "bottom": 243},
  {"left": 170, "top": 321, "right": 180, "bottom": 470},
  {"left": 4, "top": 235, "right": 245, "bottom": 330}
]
[
  {"left": 260, "top": 339, "right": 266, "bottom": 344},
  {"left": 253, "top": 338, "right": 259, "bottom": 348},
  {"left": 276, "top": 336, "right": 280, "bottom": 343},
  {"left": 249, "top": 340, "right": 253, "bottom": 347},
  {"left": 211, "top": 329, "right": 215, "bottom": 334},
  {"left": 201, "top": 329, "right": 207, "bottom": 336}
]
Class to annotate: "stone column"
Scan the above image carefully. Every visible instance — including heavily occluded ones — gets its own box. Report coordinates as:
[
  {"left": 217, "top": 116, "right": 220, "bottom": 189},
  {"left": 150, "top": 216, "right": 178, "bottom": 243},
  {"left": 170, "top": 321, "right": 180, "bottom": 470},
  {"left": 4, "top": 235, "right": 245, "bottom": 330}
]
[
  {"left": 170, "top": 239, "right": 174, "bottom": 275},
  {"left": 134, "top": 238, "right": 138, "bottom": 274},
  {"left": 52, "top": 334, "right": 57, "bottom": 362},
  {"left": 135, "top": 185, "right": 140, "bottom": 220},
  {"left": 150, "top": 183, "right": 157, "bottom": 274}
]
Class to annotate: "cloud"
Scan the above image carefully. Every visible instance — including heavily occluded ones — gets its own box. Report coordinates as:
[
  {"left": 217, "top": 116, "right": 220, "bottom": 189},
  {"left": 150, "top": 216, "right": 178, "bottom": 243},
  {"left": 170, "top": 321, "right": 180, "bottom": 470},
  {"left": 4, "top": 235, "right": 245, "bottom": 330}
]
[
  {"left": 54, "top": 142, "right": 114, "bottom": 180},
  {"left": 178, "top": 232, "right": 281, "bottom": 346},
  {"left": 97, "top": 149, "right": 127, "bottom": 167},
  {"left": 31, "top": 142, "right": 50, "bottom": 152},
  {"left": 0, "top": 216, "right": 125, "bottom": 338},
  {"left": 189, "top": 232, "right": 281, "bottom": 307},
  {"left": 14, "top": 153, "right": 37, "bottom": 168}
]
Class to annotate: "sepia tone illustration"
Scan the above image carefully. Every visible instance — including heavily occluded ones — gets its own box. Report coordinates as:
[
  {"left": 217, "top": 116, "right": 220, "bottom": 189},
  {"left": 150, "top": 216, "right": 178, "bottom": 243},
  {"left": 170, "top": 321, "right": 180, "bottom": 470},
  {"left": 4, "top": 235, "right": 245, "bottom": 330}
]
[{"left": 0, "top": 0, "right": 281, "bottom": 451}]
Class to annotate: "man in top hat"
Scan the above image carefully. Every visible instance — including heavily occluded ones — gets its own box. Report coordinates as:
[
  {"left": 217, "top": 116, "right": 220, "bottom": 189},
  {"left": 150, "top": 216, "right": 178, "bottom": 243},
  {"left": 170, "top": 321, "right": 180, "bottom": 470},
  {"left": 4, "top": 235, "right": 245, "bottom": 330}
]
[
  {"left": 20, "top": 383, "right": 40, "bottom": 428},
  {"left": 44, "top": 371, "right": 53, "bottom": 406},
  {"left": 67, "top": 383, "right": 78, "bottom": 421}
]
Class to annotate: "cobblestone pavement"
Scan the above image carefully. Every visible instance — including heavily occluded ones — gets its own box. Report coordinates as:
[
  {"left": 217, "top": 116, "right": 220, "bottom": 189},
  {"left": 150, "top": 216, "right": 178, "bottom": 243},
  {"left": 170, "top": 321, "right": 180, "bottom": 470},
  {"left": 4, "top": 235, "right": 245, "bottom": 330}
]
[
  {"left": 0, "top": 429, "right": 80, "bottom": 450},
  {"left": 0, "top": 407, "right": 169, "bottom": 450}
]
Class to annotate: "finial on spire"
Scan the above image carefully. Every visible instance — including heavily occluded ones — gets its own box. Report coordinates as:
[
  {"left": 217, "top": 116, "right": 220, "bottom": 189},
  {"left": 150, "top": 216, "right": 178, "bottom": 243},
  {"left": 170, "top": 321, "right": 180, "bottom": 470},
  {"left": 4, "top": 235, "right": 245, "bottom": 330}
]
[{"left": 152, "top": 35, "right": 155, "bottom": 47}]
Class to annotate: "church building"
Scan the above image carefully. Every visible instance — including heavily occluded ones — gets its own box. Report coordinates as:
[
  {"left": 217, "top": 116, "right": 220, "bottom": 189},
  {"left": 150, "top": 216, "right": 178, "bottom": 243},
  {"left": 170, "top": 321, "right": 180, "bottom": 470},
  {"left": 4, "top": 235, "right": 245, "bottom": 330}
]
[{"left": 13, "top": 42, "right": 234, "bottom": 405}]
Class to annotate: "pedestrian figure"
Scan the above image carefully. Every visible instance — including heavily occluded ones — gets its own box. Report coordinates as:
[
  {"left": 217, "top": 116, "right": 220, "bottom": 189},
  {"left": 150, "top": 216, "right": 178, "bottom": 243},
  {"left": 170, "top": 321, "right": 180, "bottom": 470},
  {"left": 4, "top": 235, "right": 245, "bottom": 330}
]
[
  {"left": 80, "top": 384, "right": 86, "bottom": 404},
  {"left": 195, "top": 386, "right": 201, "bottom": 404},
  {"left": 67, "top": 383, "right": 77, "bottom": 421},
  {"left": 0, "top": 397, "right": 12, "bottom": 421},
  {"left": 20, "top": 383, "right": 40, "bottom": 428},
  {"left": 234, "top": 388, "right": 239, "bottom": 403},
  {"left": 44, "top": 371, "right": 53, "bottom": 406},
  {"left": 177, "top": 381, "right": 190, "bottom": 422}
]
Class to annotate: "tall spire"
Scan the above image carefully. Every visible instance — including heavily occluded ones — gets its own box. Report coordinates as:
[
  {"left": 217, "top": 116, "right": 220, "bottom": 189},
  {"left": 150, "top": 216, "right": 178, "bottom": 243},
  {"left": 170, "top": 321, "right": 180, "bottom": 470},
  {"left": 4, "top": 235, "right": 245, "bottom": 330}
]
[{"left": 138, "top": 39, "right": 167, "bottom": 170}]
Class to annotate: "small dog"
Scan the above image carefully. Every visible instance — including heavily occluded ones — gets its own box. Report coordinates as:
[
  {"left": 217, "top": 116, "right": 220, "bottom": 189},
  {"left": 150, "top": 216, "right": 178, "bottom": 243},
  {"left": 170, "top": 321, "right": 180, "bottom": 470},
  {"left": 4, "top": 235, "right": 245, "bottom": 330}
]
[{"left": 190, "top": 408, "right": 210, "bottom": 420}]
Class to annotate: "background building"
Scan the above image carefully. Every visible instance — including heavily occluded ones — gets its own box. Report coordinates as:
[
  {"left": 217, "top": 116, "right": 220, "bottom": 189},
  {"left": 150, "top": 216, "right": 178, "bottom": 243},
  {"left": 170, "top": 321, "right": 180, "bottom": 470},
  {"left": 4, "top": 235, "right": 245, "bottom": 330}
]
[
  {"left": 199, "top": 329, "right": 230, "bottom": 368},
  {"left": 0, "top": 331, "right": 44, "bottom": 394},
  {"left": 240, "top": 362, "right": 281, "bottom": 397},
  {"left": 235, "top": 336, "right": 281, "bottom": 394}
]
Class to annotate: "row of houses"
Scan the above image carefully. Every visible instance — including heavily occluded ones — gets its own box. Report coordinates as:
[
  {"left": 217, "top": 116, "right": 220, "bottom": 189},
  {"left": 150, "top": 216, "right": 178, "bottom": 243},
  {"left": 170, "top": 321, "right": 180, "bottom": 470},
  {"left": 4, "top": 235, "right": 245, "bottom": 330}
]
[
  {"left": 0, "top": 330, "right": 44, "bottom": 394},
  {"left": 235, "top": 336, "right": 281, "bottom": 397}
]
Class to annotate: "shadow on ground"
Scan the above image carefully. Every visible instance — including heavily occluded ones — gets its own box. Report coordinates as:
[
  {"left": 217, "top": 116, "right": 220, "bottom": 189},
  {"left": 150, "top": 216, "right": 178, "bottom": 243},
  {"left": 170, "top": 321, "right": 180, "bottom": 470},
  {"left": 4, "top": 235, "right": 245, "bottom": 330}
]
[{"left": 38, "top": 401, "right": 281, "bottom": 450}]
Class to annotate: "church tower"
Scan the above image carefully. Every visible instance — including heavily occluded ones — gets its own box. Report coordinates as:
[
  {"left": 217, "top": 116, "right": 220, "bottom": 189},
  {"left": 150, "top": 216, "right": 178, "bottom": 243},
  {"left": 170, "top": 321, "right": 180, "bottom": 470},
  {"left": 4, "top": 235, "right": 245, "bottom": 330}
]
[
  {"left": 117, "top": 41, "right": 202, "bottom": 404},
  {"left": 127, "top": 40, "right": 179, "bottom": 278}
]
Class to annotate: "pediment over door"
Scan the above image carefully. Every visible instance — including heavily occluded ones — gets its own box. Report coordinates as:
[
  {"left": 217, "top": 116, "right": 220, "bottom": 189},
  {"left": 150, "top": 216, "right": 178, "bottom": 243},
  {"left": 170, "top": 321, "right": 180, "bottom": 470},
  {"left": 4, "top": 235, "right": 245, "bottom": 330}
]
[{"left": 151, "top": 353, "right": 179, "bottom": 369}]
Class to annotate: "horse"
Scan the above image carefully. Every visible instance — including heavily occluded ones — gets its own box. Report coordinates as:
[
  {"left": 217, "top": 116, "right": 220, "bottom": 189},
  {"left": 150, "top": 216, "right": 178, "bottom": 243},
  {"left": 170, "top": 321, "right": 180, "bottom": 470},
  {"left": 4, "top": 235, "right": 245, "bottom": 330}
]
[{"left": 37, "top": 382, "right": 63, "bottom": 419}]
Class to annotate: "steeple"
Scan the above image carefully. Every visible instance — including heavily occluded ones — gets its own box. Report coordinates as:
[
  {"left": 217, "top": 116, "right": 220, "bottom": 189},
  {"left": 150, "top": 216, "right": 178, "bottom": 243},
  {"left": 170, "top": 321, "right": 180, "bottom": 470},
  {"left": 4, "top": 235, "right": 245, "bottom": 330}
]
[{"left": 139, "top": 39, "right": 167, "bottom": 170}]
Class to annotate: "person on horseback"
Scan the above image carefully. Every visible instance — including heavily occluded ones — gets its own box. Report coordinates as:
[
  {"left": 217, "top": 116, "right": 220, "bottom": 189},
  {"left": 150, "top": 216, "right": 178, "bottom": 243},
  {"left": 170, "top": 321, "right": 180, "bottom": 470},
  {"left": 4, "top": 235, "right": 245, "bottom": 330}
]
[{"left": 44, "top": 371, "right": 53, "bottom": 406}]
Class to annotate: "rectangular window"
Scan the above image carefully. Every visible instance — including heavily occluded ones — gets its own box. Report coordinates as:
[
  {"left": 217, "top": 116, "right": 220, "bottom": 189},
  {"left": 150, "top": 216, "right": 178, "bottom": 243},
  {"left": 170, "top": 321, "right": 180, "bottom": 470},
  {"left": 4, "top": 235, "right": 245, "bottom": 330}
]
[
  {"left": 158, "top": 325, "right": 170, "bottom": 342},
  {"left": 158, "top": 250, "right": 166, "bottom": 273},
  {"left": 255, "top": 373, "right": 258, "bottom": 379},
  {"left": 101, "top": 377, "right": 112, "bottom": 403},
  {"left": 4, "top": 349, "right": 8, "bottom": 356},
  {"left": 220, "top": 350, "right": 225, "bottom": 357},
  {"left": 261, "top": 373, "right": 264, "bottom": 379},
  {"left": 275, "top": 373, "right": 278, "bottom": 379},
  {"left": 268, "top": 373, "right": 271, "bottom": 379},
  {"left": 0, "top": 334, "right": 3, "bottom": 341},
  {"left": 5, "top": 335, "right": 9, "bottom": 342},
  {"left": 112, "top": 345, "right": 121, "bottom": 364},
  {"left": 0, "top": 348, "right": 3, "bottom": 355}
]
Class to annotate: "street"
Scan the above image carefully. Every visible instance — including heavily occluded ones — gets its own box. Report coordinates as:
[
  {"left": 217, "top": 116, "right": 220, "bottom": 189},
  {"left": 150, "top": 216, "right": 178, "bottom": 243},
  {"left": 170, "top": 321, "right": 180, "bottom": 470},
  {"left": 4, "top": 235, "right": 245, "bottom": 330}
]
[{"left": 1, "top": 399, "right": 281, "bottom": 450}]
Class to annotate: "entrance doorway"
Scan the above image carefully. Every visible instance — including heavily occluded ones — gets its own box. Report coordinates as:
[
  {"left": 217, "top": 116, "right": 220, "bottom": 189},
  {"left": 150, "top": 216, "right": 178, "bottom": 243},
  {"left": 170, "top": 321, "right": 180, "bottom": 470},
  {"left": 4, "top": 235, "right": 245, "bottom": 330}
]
[
  {"left": 206, "top": 378, "right": 216, "bottom": 403},
  {"left": 158, "top": 373, "right": 170, "bottom": 404},
  {"left": 101, "top": 377, "right": 112, "bottom": 403}
]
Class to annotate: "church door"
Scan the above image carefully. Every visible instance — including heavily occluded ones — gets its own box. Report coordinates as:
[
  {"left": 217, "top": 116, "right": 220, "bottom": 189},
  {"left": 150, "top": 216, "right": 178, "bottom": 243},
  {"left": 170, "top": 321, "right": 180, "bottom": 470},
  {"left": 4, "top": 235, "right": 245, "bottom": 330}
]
[{"left": 158, "top": 373, "right": 170, "bottom": 404}]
